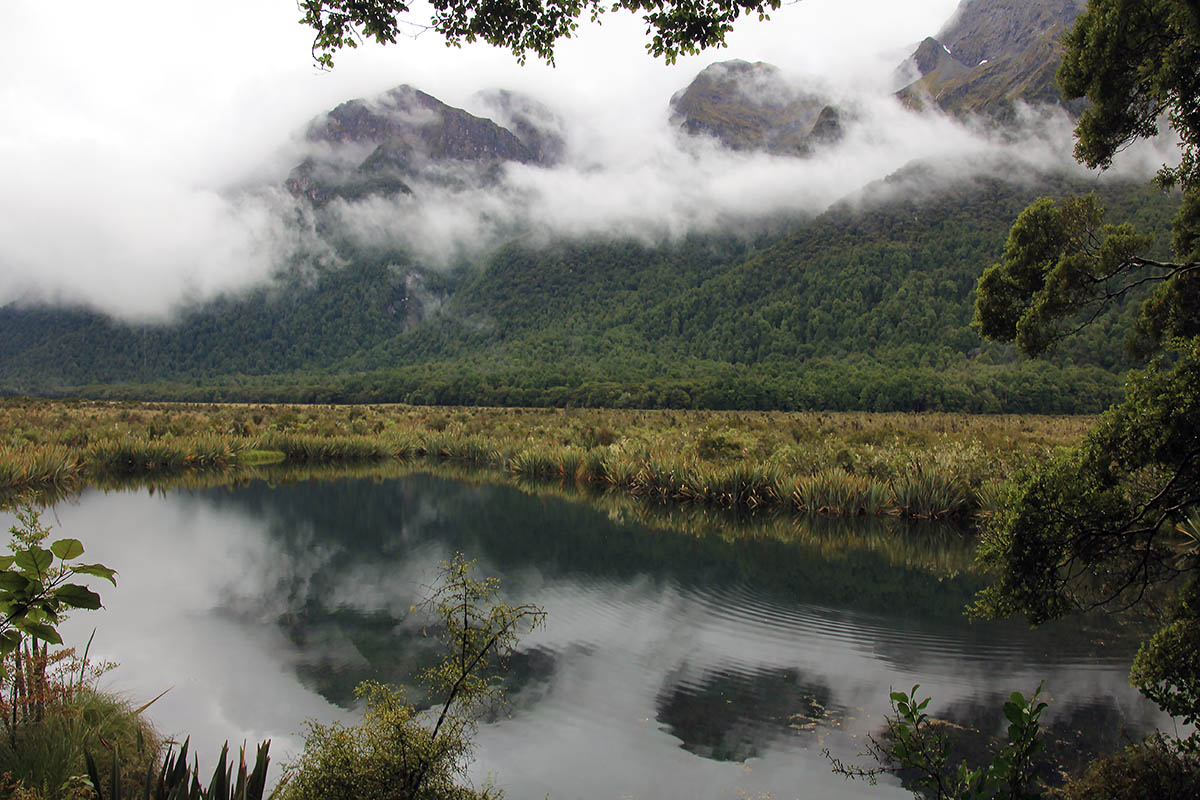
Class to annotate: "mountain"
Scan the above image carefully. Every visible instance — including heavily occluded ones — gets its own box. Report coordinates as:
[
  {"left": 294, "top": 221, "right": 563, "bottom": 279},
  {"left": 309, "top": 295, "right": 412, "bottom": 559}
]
[
  {"left": 285, "top": 85, "right": 557, "bottom": 206},
  {"left": 471, "top": 89, "right": 567, "bottom": 165},
  {"left": 896, "top": 0, "right": 1087, "bottom": 118},
  {"left": 0, "top": 0, "right": 1175, "bottom": 412},
  {"left": 669, "top": 60, "right": 843, "bottom": 155}
]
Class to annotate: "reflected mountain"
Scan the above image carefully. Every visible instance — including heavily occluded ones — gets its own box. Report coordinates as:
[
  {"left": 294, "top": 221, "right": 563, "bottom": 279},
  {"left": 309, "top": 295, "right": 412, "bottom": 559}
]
[{"left": 656, "top": 663, "right": 838, "bottom": 762}]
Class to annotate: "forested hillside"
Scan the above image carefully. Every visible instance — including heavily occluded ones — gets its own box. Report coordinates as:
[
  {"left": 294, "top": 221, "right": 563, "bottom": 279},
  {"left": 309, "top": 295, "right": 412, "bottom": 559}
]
[
  {"left": 0, "top": 165, "right": 1177, "bottom": 412},
  {"left": 0, "top": 0, "right": 1181, "bottom": 412}
]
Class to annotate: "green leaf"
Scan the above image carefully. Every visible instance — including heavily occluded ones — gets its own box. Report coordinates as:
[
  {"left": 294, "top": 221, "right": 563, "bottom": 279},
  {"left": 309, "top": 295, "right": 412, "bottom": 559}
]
[
  {"left": 50, "top": 538, "right": 85, "bottom": 560},
  {"left": 0, "top": 572, "right": 31, "bottom": 592},
  {"left": 14, "top": 547, "right": 53, "bottom": 576},
  {"left": 16, "top": 621, "right": 62, "bottom": 645},
  {"left": 0, "top": 630, "right": 21, "bottom": 656},
  {"left": 70, "top": 563, "right": 117, "bottom": 585},
  {"left": 0, "top": 555, "right": 14, "bottom": 570},
  {"left": 54, "top": 583, "right": 103, "bottom": 610}
]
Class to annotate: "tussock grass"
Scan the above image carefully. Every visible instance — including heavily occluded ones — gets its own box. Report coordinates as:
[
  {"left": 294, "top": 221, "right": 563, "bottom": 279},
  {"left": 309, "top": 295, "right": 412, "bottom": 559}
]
[
  {"left": 0, "top": 399, "right": 1092, "bottom": 524},
  {"left": 0, "top": 444, "right": 82, "bottom": 493},
  {"left": 0, "top": 645, "right": 161, "bottom": 800},
  {"left": 890, "top": 461, "right": 971, "bottom": 520},
  {"left": 792, "top": 470, "right": 889, "bottom": 517},
  {"left": 508, "top": 448, "right": 560, "bottom": 479},
  {"left": 255, "top": 432, "right": 388, "bottom": 463}
]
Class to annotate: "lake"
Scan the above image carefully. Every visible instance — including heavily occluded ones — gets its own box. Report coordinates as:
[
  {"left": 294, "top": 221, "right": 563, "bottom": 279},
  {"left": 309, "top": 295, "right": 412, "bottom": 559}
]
[{"left": 7, "top": 470, "right": 1164, "bottom": 799}]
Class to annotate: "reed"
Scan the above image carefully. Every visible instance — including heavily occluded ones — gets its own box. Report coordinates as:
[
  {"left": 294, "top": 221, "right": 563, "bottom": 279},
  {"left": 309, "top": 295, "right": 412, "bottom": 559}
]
[
  {"left": 438, "top": 435, "right": 500, "bottom": 465},
  {"left": 631, "top": 458, "right": 690, "bottom": 499},
  {"left": 973, "top": 478, "right": 1006, "bottom": 521},
  {"left": 552, "top": 446, "right": 585, "bottom": 480},
  {"left": 602, "top": 452, "right": 643, "bottom": 489},
  {"left": 419, "top": 432, "right": 451, "bottom": 459},
  {"left": 0, "top": 399, "right": 1093, "bottom": 524},
  {"left": 706, "top": 462, "right": 784, "bottom": 508}
]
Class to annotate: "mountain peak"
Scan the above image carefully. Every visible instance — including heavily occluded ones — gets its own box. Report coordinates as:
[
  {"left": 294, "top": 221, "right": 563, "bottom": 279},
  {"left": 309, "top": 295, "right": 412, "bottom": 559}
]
[
  {"left": 669, "top": 60, "right": 842, "bottom": 155},
  {"left": 288, "top": 84, "right": 541, "bottom": 206},
  {"left": 897, "top": 0, "right": 1087, "bottom": 117}
]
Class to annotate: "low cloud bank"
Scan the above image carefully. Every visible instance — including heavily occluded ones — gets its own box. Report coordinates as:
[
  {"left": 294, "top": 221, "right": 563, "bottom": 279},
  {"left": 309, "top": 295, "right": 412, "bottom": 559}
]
[{"left": 0, "top": 0, "right": 1175, "bottom": 320}]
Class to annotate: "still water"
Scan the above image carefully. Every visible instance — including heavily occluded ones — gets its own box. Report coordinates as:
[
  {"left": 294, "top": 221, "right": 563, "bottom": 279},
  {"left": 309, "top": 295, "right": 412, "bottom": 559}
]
[{"left": 12, "top": 472, "right": 1164, "bottom": 799}]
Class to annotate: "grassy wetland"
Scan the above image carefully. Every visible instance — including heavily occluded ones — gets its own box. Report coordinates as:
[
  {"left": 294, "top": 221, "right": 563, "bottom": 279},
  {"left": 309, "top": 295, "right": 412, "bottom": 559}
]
[{"left": 0, "top": 397, "right": 1090, "bottom": 525}]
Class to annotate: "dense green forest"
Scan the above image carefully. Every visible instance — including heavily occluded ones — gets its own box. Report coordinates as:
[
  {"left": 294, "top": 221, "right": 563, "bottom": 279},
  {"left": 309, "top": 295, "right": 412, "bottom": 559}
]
[{"left": 0, "top": 166, "right": 1178, "bottom": 412}]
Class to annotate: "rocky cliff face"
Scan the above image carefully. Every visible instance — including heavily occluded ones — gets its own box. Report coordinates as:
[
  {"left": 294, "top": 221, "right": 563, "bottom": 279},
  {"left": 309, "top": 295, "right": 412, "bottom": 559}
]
[
  {"left": 896, "top": 0, "right": 1086, "bottom": 118},
  {"left": 471, "top": 89, "right": 567, "bottom": 166},
  {"left": 286, "top": 85, "right": 557, "bottom": 206},
  {"left": 669, "top": 60, "right": 843, "bottom": 156},
  {"left": 937, "top": 0, "right": 1085, "bottom": 66}
]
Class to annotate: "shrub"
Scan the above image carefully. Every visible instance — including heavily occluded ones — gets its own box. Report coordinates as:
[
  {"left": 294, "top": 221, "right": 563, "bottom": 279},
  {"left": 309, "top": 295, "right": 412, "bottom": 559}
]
[
  {"left": 1058, "top": 737, "right": 1200, "bottom": 800},
  {"left": 276, "top": 555, "right": 542, "bottom": 800}
]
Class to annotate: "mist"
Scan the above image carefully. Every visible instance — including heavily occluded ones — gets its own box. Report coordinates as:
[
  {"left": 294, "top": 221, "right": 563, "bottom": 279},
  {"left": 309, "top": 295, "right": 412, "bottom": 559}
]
[{"left": 0, "top": 0, "right": 1172, "bottom": 320}]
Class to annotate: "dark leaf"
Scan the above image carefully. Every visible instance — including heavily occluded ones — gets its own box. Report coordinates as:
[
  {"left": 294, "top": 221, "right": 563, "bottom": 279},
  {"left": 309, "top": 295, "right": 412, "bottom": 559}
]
[
  {"left": 71, "top": 563, "right": 118, "bottom": 585},
  {"left": 54, "top": 583, "right": 103, "bottom": 610}
]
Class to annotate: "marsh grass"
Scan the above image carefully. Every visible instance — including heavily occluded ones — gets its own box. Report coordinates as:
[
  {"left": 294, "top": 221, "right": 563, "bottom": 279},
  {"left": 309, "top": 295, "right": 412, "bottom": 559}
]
[
  {"left": 86, "top": 434, "right": 242, "bottom": 475},
  {"left": 0, "top": 646, "right": 160, "bottom": 800},
  {"left": 508, "top": 448, "right": 560, "bottom": 479},
  {"left": 0, "top": 399, "right": 1092, "bottom": 524},
  {"left": 890, "top": 461, "right": 971, "bottom": 520},
  {"left": 0, "top": 445, "right": 81, "bottom": 494},
  {"left": 792, "top": 470, "right": 890, "bottom": 517},
  {"left": 255, "top": 432, "right": 388, "bottom": 463}
]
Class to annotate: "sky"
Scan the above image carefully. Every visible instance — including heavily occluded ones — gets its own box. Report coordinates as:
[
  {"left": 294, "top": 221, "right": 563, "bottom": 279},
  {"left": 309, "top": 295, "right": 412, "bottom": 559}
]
[{"left": 0, "top": 0, "right": 1166, "bottom": 319}]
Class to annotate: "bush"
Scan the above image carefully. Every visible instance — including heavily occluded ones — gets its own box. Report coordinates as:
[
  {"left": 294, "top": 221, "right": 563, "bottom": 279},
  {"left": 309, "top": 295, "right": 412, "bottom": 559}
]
[
  {"left": 275, "top": 682, "right": 496, "bottom": 800},
  {"left": 1057, "top": 737, "right": 1200, "bottom": 800},
  {"left": 276, "top": 555, "right": 543, "bottom": 800}
]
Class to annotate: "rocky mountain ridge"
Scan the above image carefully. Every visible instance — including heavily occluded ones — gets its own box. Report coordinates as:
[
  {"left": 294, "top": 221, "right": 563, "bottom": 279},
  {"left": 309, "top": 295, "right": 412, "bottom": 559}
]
[
  {"left": 285, "top": 85, "right": 563, "bottom": 206},
  {"left": 896, "top": 0, "right": 1087, "bottom": 117}
]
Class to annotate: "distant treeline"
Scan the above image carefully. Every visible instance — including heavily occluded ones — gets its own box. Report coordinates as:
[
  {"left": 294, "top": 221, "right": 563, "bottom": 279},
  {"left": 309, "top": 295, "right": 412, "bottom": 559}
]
[
  {"left": 0, "top": 168, "right": 1177, "bottom": 413},
  {"left": 70, "top": 356, "right": 1122, "bottom": 413}
]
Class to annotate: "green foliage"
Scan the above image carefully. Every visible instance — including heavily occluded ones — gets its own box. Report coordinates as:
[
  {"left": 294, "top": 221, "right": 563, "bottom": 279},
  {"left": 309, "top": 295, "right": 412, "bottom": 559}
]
[
  {"left": 1, "top": 508, "right": 115, "bottom": 654},
  {"left": 297, "top": 0, "right": 783, "bottom": 68},
  {"left": 1057, "top": 735, "right": 1200, "bottom": 800},
  {"left": 974, "top": 194, "right": 1155, "bottom": 356},
  {"left": 0, "top": 638, "right": 162, "bottom": 800},
  {"left": 86, "top": 737, "right": 271, "bottom": 800},
  {"left": 970, "top": 2, "right": 1200, "bottom": 754},
  {"left": 973, "top": 338, "right": 1200, "bottom": 626},
  {"left": 1059, "top": 0, "right": 1200, "bottom": 191},
  {"left": 276, "top": 554, "right": 543, "bottom": 800},
  {"left": 1129, "top": 580, "right": 1200, "bottom": 744},
  {"left": 829, "top": 684, "right": 1048, "bottom": 800},
  {"left": 1, "top": 176, "right": 1173, "bottom": 413}
]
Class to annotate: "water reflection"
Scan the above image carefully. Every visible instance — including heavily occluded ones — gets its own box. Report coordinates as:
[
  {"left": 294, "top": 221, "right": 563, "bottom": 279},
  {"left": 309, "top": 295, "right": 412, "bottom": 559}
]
[
  {"left": 656, "top": 664, "right": 837, "bottom": 762},
  {"left": 3, "top": 470, "right": 1167, "bottom": 799}
]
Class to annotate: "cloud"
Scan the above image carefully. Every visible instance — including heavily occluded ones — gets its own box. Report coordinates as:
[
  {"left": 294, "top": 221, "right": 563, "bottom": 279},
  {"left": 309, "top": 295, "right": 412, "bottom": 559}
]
[{"left": 0, "top": 0, "right": 1170, "bottom": 320}]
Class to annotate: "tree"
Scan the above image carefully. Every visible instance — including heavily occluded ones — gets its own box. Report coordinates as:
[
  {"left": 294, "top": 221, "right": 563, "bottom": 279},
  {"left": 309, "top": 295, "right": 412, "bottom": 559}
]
[
  {"left": 971, "top": 0, "right": 1200, "bottom": 758},
  {"left": 298, "top": 0, "right": 782, "bottom": 67}
]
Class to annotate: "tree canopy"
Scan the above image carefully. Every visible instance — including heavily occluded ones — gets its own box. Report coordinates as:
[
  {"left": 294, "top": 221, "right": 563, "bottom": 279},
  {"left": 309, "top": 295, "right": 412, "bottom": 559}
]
[
  {"left": 298, "top": 0, "right": 783, "bottom": 67},
  {"left": 972, "top": 0, "right": 1200, "bottom": 755}
]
